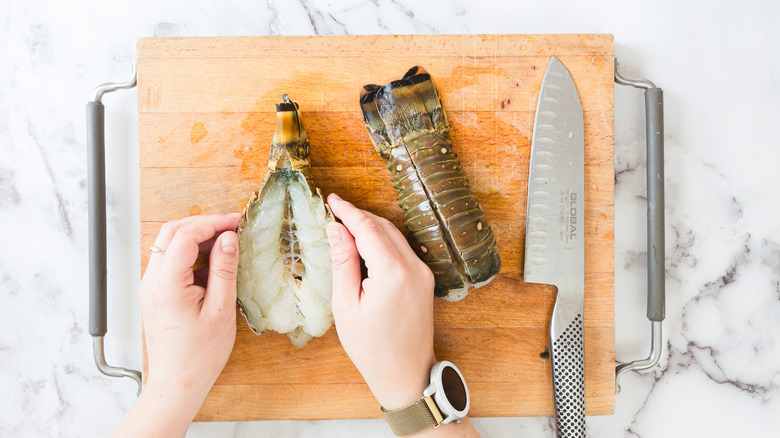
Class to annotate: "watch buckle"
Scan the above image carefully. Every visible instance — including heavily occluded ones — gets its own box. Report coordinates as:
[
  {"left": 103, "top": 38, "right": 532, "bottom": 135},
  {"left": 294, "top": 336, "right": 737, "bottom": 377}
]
[{"left": 423, "top": 396, "right": 444, "bottom": 426}]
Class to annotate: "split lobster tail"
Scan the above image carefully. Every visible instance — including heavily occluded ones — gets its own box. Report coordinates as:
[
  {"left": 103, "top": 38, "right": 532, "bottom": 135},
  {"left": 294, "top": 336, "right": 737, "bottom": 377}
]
[
  {"left": 237, "top": 95, "right": 334, "bottom": 348},
  {"left": 359, "top": 66, "right": 501, "bottom": 301}
]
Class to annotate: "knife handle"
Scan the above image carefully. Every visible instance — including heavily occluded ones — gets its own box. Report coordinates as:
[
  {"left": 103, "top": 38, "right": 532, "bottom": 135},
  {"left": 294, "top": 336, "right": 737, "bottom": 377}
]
[
  {"left": 551, "top": 314, "right": 586, "bottom": 438},
  {"left": 645, "top": 88, "right": 665, "bottom": 322}
]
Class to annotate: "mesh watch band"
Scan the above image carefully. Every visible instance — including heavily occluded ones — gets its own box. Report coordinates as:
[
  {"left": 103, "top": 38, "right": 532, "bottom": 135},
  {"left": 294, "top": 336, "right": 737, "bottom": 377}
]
[{"left": 381, "top": 396, "right": 443, "bottom": 437}]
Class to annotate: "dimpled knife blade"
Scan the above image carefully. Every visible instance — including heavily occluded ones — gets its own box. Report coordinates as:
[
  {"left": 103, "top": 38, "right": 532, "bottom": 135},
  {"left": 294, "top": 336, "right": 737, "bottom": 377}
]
[{"left": 524, "top": 56, "right": 585, "bottom": 438}]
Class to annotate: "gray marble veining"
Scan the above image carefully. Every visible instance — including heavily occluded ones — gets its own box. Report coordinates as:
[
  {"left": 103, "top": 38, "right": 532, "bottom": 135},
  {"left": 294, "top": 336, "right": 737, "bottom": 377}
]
[{"left": 1, "top": 0, "right": 779, "bottom": 437}]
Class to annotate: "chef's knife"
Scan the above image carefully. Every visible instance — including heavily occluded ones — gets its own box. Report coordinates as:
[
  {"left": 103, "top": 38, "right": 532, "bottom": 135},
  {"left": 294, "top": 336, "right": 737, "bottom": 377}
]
[{"left": 524, "top": 56, "right": 585, "bottom": 438}]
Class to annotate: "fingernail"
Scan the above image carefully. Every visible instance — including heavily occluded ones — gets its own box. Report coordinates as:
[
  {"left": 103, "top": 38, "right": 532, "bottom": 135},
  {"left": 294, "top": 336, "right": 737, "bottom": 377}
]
[
  {"left": 221, "top": 232, "right": 237, "bottom": 254},
  {"left": 229, "top": 212, "right": 241, "bottom": 219},
  {"left": 326, "top": 223, "right": 342, "bottom": 245},
  {"left": 329, "top": 193, "right": 342, "bottom": 203}
]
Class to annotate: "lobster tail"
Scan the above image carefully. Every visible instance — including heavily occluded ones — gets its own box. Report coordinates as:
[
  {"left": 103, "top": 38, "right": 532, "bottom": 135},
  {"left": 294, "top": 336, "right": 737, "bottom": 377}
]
[
  {"left": 359, "top": 67, "right": 501, "bottom": 301},
  {"left": 237, "top": 94, "right": 334, "bottom": 348}
]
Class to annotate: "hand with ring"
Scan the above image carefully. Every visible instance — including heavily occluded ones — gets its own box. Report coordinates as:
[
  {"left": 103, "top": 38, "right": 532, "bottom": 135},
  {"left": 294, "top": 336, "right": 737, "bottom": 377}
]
[{"left": 112, "top": 213, "right": 241, "bottom": 438}]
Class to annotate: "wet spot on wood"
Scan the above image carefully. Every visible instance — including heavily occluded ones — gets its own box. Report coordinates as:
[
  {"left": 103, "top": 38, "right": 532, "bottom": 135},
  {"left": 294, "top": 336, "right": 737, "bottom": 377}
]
[
  {"left": 157, "top": 137, "right": 166, "bottom": 144},
  {"left": 447, "top": 64, "right": 509, "bottom": 88},
  {"left": 235, "top": 102, "right": 273, "bottom": 183},
  {"left": 191, "top": 122, "right": 208, "bottom": 143},
  {"left": 189, "top": 205, "right": 202, "bottom": 215}
]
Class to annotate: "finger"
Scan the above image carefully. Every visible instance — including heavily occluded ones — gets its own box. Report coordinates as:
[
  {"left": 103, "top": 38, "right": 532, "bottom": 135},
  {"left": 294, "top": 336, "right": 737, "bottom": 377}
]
[
  {"left": 203, "top": 231, "right": 240, "bottom": 315},
  {"left": 150, "top": 215, "right": 211, "bottom": 271},
  {"left": 327, "top": 222, "right": 362, "bottom": 317},
  {"left": 147, "top": 214, "right": 240, "bottom": 274},
  {"left": 146, "top": 217, "right": 202, "bottom": 274},
  {"left": 155, "top": 213, "right": 241, "bottom": 249},
  {"left": 327, "top": 194, "right": 400, "bottom": 270},
  {"left": 163, "top": 215, "right": 242, "bottom": 284},
  {"left": 153, "top": 215, "right": 204, "bottom": 248},
  {"left": 363, "top": 210, "right": 418, "bottom": 261}
]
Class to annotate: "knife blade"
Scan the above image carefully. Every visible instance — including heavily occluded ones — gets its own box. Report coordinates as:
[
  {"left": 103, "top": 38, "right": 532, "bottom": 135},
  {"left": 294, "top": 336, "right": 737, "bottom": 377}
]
[{"left": 524, "top": 56, "right": 586, "bottom": 438}]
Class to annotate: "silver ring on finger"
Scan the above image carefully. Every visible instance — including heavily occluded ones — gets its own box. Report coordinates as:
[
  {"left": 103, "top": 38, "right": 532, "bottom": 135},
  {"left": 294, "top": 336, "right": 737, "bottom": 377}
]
[{"left": 149, "top": 245, "right": 166, "bottom": 254}]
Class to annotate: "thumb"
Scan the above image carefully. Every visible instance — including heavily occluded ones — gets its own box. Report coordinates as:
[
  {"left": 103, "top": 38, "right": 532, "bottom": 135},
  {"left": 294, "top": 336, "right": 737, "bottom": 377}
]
[
  {"left": 327, "top": 221, "right": 361, "bottom": 316},
  {"left": 204, "top": 231, "right": 239, "bottom": 314}
]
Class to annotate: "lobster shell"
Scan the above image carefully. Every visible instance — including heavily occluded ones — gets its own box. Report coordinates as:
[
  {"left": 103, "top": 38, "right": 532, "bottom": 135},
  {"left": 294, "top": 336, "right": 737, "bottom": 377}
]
[{"left": 360, "top": 67, "right": 501, "bottom": 301}]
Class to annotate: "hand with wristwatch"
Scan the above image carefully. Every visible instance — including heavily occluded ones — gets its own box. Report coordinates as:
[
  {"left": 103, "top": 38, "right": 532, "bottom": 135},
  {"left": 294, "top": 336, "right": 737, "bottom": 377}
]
[
  {"left": 113, "top": 195, "right": 479, "bottom": 437},
  {"left": 327, "top": 194, "right": 480, "bottom": 437}
]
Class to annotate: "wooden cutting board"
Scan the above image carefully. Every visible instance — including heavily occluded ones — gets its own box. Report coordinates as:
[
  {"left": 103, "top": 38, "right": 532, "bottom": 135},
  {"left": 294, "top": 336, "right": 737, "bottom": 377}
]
[{"left": 137, "top": 34, "right": 615, "bottom": 421}]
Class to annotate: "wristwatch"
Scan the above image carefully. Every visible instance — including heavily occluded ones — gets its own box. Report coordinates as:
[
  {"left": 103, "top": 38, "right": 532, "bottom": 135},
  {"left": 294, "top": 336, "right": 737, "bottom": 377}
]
[{"left": 381, "top": 361, "right": 470, "bottom": 437}]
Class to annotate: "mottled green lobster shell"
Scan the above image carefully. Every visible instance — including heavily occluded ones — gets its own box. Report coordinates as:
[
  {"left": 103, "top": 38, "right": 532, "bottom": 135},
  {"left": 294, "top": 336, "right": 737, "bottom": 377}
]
[{"left": 360, "top": 67, "right": 501, "bottom": 301}]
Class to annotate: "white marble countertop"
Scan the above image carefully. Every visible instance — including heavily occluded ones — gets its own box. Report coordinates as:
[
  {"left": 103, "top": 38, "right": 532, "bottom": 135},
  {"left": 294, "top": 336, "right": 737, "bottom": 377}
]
[{"left": 2, "top": 1, "right": 779, "bottom": 436}]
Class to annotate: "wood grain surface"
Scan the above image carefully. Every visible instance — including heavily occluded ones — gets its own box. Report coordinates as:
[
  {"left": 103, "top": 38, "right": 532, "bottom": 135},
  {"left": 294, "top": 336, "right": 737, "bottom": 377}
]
[{"left": 137, "top": 34, "right": 615, "bottom": 421}]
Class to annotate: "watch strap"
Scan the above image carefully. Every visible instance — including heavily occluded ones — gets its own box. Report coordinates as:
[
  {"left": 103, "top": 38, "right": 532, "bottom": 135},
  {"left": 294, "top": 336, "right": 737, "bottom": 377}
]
[{"left": 381, "top": 396, "right": 443, "bottom": 437}]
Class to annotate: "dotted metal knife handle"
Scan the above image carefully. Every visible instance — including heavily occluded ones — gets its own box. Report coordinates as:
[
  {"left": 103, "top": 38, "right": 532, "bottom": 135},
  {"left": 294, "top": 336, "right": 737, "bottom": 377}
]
[{"left": 551, "top": 314, "right": 585, "bottom": 438}]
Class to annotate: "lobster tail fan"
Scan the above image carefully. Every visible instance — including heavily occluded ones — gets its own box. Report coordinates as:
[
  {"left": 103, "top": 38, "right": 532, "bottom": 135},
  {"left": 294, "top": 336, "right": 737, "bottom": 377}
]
[
  {"left": 273, "top": 96, "right": 306, "bottom": 147},
  {"left": 270, "top": 95, "right": 309, "bottom": 171},
  {"left": 403, "top": 66, "right": 449, "bottom": 134},
  {"left": 375, "top": 78, "right": 433, "bottom": 145},
  {"left": 360, "top": 85, "right": 384, "bottom": 130},
  {"left": 360, "top": 85, "right": 392, "bottom": 158}
]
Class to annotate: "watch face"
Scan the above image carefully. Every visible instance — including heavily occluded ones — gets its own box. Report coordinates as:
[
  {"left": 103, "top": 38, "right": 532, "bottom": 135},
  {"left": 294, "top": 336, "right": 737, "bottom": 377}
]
[{"left": 441, "top": 365, "right": 468, "bottom": 412}]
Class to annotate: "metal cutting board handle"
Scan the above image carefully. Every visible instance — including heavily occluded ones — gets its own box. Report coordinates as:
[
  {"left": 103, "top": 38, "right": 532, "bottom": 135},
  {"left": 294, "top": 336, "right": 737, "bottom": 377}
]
[
  {"left": 614, "top": 59, "right": 666, "bottom": 393},
  {"left": 86, "top": 66, "right": 142, "bottom": 393}
]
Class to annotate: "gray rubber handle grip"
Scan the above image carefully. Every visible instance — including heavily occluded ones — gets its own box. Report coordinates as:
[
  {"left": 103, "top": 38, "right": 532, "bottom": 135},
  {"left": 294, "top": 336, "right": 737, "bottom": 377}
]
[
  {"left": 644, "top": 88, "right": 665, "bottom": 322},
  {"left": 87, "top": 101, "right": 108, "bottom": 336}
]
